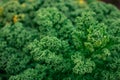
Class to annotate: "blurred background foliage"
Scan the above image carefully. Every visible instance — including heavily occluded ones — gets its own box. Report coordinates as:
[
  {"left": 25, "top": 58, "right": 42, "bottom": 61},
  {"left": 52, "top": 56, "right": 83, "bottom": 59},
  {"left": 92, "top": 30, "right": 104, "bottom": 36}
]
[
  {"left": 81, "top": 0, "right": 120, "bottom": 9},
  {"left": 0, "top": 0, "right": 120, "bottom": 80}
]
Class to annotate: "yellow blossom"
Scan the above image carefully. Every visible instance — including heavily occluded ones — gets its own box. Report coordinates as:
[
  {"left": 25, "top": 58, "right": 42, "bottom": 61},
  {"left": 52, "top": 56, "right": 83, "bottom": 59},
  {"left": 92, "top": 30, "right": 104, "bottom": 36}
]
[
  {"left": 0, "top": 7, "right": 3, "bottom": 16},
  {"left": 13, "top": 15, "right": 18, "bottom": 23},
  {"left": 79, "top": 0, "right": 86, "bottom": 4}
]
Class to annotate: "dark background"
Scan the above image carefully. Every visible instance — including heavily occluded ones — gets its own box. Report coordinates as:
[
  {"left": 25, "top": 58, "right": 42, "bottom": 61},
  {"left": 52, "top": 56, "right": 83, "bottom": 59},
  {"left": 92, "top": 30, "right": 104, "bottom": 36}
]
[{"left": 102, "top": 0, "right": 120, "bottom": 9}]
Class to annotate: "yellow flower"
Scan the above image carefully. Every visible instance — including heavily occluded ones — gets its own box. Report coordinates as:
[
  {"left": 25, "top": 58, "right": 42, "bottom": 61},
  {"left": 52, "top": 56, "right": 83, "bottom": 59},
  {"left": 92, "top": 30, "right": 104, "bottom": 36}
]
[
  {"left": 13, "top": 14, "right": 25, "bottom": 23},
  {"left": 13, "top": 15, "right": 18, "bottom": 23},
  {"left": 0, "top": 7, "right": 3, "bottom": 16},
  {"left": 79, "top": 0, "right": 86, "bottom": 4}
]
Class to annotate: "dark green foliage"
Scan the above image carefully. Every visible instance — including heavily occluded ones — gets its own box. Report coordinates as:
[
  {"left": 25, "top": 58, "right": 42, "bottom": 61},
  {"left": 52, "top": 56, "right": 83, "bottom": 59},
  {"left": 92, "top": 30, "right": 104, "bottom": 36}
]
[
  {"left": 5, "top": 53, "right": 30, "bottom": 75},
  {"left": 27, "top": 36, "right": 71, "bottom": 74},
  {"left": 0, "top": 47, "right": 16, "bottom": 69},
  {"left": 0, "top": 0, "right": 120, "bottom": 80},
  {"left": 2, "top": 1, "right": 22, "bottom": 22},
  {"left": 0, "top": 22, "right": 39, "bottom": 49},
  {"left": 9, "top": 68, "right": 40, "bottom": 80},
  {"left": 34, "top": 7, "right": 74, "bottom": 40},
  {"left": 89, "top": 1, "right": 120, "bottom": 22},
  {"left": 72, "top": 12, "right": 109, "bottom": 54},
  {"left": 71, "top": 53, "right": 95, "bottom": 75},
  {"left": 37, "top": 0, "right": 82, "bottom": 21}
]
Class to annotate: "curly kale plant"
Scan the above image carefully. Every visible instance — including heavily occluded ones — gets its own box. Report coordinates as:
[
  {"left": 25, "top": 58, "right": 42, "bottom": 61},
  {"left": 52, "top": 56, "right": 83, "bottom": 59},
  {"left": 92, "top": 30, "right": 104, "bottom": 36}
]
[{"left": 0, "top": 0, "right": 120, "bottom": 80}]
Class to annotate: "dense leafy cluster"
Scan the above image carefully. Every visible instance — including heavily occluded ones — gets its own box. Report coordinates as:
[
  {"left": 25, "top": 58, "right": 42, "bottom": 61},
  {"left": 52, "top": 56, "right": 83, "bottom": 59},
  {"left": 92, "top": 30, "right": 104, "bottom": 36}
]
[{"left": 0, "top": 0, "right": 120, "bottom": 80}]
